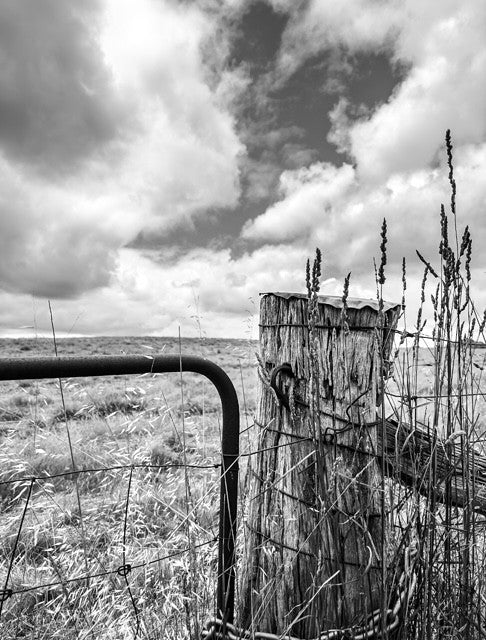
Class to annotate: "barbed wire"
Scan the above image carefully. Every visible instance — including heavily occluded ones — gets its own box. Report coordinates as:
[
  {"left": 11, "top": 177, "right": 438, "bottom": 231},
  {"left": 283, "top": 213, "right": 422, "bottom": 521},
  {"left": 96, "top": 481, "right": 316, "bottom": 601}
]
[
  {"left": 121, "top": 465, "right": 140, "bottom": 636},
  {"left": 385, "top": 390, "right": 486, "bottom": 400},
  {"left": 1, "top": 427, "right": 483, "bottom": 639}
]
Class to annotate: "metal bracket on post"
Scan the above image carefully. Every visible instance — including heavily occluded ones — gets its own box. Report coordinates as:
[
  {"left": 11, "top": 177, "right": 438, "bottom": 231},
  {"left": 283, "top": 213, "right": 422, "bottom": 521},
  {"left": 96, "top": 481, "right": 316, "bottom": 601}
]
[
  {"left": 0, "top": 354, "right": 240, "bottom": 624},
  {"left": 270, "top": 363, "right": 294, "bottom": 410}
]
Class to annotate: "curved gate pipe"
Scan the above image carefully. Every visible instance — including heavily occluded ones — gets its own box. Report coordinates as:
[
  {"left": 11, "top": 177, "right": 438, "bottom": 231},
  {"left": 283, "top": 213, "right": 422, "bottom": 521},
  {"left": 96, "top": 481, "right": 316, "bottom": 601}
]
[{"left": 0, "top": 354, "right": 239, "bottom": 623}]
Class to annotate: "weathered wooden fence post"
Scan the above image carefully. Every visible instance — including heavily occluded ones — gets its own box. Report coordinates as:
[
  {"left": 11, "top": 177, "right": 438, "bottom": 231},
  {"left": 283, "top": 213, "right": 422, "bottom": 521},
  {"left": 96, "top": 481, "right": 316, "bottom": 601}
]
[{"left": 239, "top": 292, "right": 400, "bottom": 637}]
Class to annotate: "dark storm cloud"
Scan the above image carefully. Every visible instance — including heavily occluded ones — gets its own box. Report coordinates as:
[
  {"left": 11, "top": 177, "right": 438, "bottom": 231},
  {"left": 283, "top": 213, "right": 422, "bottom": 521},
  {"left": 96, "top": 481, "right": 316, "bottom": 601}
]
[{"left": 0, "top": 0, "right": 127, "bottom": 175}]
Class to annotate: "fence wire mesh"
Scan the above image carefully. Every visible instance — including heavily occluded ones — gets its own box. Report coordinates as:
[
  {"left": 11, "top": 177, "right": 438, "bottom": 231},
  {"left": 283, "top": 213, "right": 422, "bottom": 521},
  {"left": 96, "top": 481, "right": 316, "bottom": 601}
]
[
  {"left": 2, "top": 324, "right": 486, "bottom": 639},
  {"left": 0, "top": 346, "right": 243, "bottom": 640},
  {"left": 237, "top": 308, "right": 486, "bottom": 640}
]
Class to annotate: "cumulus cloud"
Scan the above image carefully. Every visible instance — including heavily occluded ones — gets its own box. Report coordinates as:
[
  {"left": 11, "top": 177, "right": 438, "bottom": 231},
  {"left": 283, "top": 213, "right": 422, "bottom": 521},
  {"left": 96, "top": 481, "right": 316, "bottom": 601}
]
[
  {"left": 124, "top": 243, "right": 311, "bottom": 320},
  {"left": 0, "top": 152, "right": 141, "bottom": 298},
  {"left": 98, "top": 0, "right": 245, "bottom": 225},
  {"left": 0, "top": 0, "right": 245, "bottom": 299},
  {"left": 0, "top": 244, "right": 317, "bottom": 338},
  {"left": 241, "top": 125, "right": 316, "bottom": 202},
  {"left": 243, "top": 0, "right": 486, "bottom": 300},
  {"left": 349, "top": 4, "right": 486, "bottom": 181},
  {"left": 0, "top": 0, "right": 127, "bottom": 175},
  {"left": 2, "top": 0, "right": 486, "bottom": 338},
  {"left": 268, "top": 0, "right": 486, "bottom": 181},
  {"left": 270, "top": 0, "right": 400, "bottom": 82},
  {"left": 242, "top": 162, "right": 356, "bottom": 241},
  {"left": 243, "top": 143, "right": 486, "bottom": 285}
]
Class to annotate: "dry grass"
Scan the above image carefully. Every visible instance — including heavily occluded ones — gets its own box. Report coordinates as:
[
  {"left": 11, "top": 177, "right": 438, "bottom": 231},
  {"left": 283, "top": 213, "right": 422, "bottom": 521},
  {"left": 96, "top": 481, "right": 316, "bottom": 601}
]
[
  {"left": 371, "top": 131, "right": 486, "bottom": 639},
  {"left": 0, "top": 336, "right": 257, "bottom": 639}
]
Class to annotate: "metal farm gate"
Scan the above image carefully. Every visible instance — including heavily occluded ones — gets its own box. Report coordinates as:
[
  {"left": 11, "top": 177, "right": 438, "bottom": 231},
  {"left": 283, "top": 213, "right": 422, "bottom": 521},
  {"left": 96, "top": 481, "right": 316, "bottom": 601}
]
[{"left": 0, "top": 354, "right": 240, "bottom": 625}]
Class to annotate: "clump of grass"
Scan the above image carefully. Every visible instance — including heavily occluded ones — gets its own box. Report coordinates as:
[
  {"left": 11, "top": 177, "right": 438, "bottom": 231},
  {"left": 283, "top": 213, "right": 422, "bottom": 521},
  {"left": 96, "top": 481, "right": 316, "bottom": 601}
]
[
  {"left": 51, "top": 400, "right": 89, "bottom": 423},
  {"left": 93, "top": 390, "right": 148, "bottom": 417},
  {"left": 0, "top": 406, "right": 24, "bottom": 421},
  {"left": 378, "top": 130, "right": 486, "bottom": 638},
  {"left": 149, "top": 441, "right": 182, "bottom": 466}
]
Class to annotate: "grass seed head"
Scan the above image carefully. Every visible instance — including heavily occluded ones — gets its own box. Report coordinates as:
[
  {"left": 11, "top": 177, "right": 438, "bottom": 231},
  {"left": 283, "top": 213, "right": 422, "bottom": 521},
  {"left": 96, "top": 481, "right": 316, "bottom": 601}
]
[
  {"left": 446, "top": 128, "right": 457, "bottom": 216},
  {"left": 378, "top": 218, "right": 387, "bottom": 285}
]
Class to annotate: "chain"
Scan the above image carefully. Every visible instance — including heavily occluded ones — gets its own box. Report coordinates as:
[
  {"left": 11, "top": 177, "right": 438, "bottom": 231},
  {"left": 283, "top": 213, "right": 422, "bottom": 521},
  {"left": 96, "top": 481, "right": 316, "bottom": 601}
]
[{"left": 202, "top": 542, "right": 418, "bottom": 640}]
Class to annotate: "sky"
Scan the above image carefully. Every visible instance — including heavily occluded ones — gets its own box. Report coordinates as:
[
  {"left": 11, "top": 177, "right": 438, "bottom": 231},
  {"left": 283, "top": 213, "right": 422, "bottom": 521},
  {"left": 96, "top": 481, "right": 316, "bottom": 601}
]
[{"left": 0, "top": 0, "right": 485, "bottom": 339}]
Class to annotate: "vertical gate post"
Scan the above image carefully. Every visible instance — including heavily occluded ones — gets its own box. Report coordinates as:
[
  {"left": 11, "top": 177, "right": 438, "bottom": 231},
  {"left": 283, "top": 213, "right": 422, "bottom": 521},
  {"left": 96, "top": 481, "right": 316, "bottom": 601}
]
[{"left": 239, "top": 292, "right": 400, "bottom": 637}]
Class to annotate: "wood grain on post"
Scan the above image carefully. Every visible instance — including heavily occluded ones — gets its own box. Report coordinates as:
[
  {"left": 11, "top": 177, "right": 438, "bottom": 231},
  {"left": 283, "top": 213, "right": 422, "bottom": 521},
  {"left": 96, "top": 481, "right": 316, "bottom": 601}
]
[{"left": 239, "top": 292, "right": 401, "bottom": 637}]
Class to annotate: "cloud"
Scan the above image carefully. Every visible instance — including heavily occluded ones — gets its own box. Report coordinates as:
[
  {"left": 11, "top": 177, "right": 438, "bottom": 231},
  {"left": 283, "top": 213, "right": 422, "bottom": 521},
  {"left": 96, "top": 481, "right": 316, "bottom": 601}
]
[
  {"left": 242, "top": 143, "right": 486, "bottom": 284},
  {"left": 349, "top": 3, "right": 486, "bottom": 181},
  {"left": 242, "top": 162, "right": 357, "bottom": 242},
  {"left": 268, "top": 0, "right": 486, "bottom": 182},
  {"left": 241, "top": 125, "right": 318, "bottom": 202},
  {"left": 327, "top": 98, "right": 369, "bottom": 156},
  {"left": 0, "top": 0, "right": 245, "bottom": 299},
  {"left": 243, "top": 0, "right": 486, "bottom": 302},
  {"left": 2, "top": 0, "right": 485, "bottom": 339},
  {"left": 98, "top": 0, "right": 245, "bottom": 227},
  {"left": 91, "top": 0, "right": 245, "bottom": 225},
  {"left": 270, "top": 0, "right": 400, "bottom": 82},
  {"left": 0, "top": 152, "right": 141, "bottom": 298},
  {"left": 0, "top": 0, "right": 127, "bottom": 175},
  {"left": 0, "top": 244, "right": 315, "bottom": 338}
]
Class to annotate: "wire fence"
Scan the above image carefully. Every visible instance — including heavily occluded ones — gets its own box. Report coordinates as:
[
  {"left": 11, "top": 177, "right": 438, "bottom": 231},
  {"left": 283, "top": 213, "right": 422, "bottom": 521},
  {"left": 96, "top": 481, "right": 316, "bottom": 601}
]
[
  {"left": 0, "top": 464, "right": 220, "bottom": 576},
  {"left": 0, "top": 352, "right": 242, "bottom": 640},
  {"left": 243, "top": 296, "right": 486, "bottom": 640},
  {"left": 0, "top": 455, "right": 224, "bottom": 636},
  {"left": 2, "top": 326, "right": 486, "bottom": 639}
]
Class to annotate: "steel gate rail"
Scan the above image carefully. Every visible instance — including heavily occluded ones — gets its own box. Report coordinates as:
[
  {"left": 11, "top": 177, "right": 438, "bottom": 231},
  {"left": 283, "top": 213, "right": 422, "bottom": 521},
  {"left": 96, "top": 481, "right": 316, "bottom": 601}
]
[{"left": 0, "top": 354, "right": 239, "bottom": 623}]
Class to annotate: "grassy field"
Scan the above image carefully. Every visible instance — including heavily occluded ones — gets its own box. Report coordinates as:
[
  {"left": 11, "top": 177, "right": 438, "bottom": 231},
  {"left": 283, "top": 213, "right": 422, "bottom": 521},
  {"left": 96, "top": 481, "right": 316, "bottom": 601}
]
[
  {"left": 2, "top": 331, "right": 486, "bottom": 639},
  {"left": 0, "top": 336, "right": 258, "bottom": 640}
]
